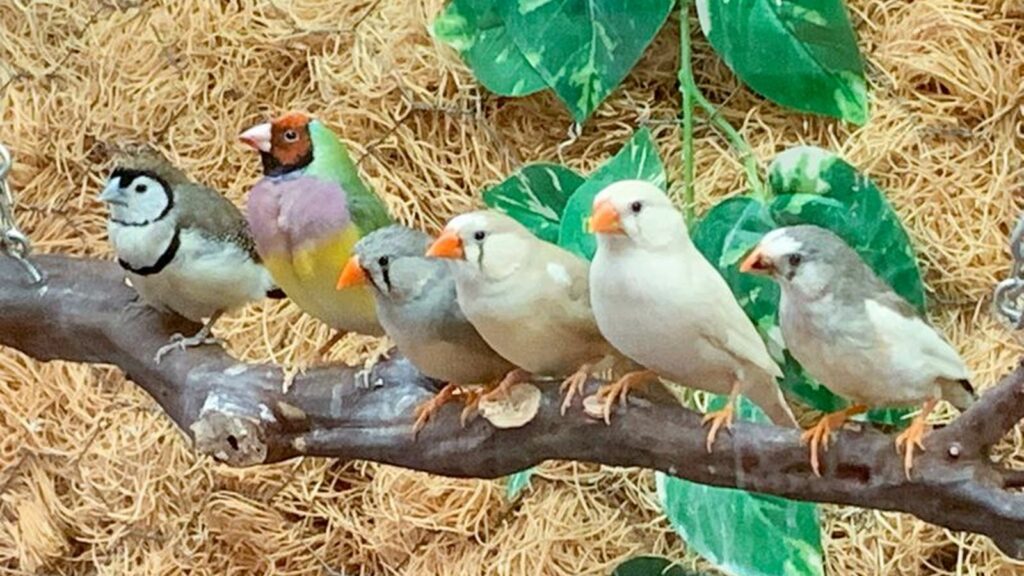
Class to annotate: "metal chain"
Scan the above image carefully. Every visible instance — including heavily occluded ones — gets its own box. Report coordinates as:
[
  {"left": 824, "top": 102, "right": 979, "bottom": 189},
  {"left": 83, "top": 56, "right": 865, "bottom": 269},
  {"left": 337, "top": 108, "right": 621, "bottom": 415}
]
[
  {"left": 993, "top": 214, "right": 1024, "bottom": 328},
  {"left": 0, "top": 144, "right": 43, "bottom": 284}
]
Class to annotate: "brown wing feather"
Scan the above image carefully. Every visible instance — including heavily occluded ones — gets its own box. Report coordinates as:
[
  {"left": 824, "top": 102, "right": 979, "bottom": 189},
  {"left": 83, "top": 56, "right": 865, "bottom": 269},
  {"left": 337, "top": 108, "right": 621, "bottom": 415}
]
[{"left": 174, "top": 183, "right": 260, "bottom": 262}]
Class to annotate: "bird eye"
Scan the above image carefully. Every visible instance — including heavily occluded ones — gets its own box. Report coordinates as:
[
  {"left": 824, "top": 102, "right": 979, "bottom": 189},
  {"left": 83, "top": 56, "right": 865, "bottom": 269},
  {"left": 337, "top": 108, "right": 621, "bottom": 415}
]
[
  {"left": 283, "top": 129, "right": 298, "bottom": 142},
  {"left": 134, "top": 184, "right": 147, "bottom": 194},
  {"left": 630, "top": 201, "right": 643, "bottom": 214},
  {"left": 788, "top": 254, "right": 802, "bottom": 267},
  {"left": 473, "top": 231, "right": 486, "bottom": 241},
  {"left": 377, "top": 256, "right": 389, "bottom": 267}
]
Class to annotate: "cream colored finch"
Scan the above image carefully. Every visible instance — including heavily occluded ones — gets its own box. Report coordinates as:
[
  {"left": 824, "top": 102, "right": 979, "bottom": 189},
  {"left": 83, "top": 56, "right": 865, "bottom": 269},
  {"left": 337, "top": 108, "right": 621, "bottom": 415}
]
[
  {"left": 741, "top": 225, "right": 975, "bottom": 477},
  {"left": 588, "top": 180, "right": 798, "bottom": 450},
  {"left": 426, "top": 211, "right": 615, "bottom": 410}
]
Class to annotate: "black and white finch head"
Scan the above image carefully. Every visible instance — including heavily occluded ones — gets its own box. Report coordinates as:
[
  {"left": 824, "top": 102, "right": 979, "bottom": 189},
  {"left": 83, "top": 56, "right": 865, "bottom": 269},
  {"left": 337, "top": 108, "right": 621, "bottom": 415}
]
[{"left": 99, "top": 154, "right": 188, "bottom": 226}]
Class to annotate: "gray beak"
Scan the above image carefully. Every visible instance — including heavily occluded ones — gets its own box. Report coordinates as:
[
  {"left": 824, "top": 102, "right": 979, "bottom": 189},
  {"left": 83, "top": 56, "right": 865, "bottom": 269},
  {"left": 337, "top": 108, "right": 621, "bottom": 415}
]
[{"left": 99, "top": 179, "right": 125, "bottom": 205}]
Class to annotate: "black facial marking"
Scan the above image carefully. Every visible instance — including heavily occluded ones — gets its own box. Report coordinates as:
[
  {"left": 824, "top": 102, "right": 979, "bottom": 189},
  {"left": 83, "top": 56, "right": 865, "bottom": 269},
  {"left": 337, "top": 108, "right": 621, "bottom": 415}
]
[
  {"left": 108, "top": 168, "right": 174, "bottom": 227},
  {"left": 118, "top": 227, "right": 181, "bottom": 276},
  {"left": 261, "top": 148, "right": 314, "bottom": 178}
]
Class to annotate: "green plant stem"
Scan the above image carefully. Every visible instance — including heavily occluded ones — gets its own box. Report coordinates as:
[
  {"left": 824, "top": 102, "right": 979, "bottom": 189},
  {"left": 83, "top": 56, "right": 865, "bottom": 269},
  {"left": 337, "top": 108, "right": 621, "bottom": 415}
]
[
  {"left": 678, "top": 0, "right": 696, "bottom": 224},
  {"left": 677, "top": 0, "right": 765, "bottom": 201}
]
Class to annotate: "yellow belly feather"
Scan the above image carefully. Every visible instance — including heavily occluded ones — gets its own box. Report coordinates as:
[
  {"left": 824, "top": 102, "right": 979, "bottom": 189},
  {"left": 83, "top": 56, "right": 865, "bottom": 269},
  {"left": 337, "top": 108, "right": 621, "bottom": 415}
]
[{"left": 264, "top": 228, "right": 382, "bottom": 335}]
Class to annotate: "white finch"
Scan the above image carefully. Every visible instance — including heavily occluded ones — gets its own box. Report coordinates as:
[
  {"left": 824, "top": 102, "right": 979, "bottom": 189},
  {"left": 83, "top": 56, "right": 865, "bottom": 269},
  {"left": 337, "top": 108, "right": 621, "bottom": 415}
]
[
  {"left": 100, "top": 151, "right": 282, "bottom": 363},
  {"left": 741, "top": 224, "right": 975, "bottom": 477},
  {"left": 426, "top": 210, "right": 615, "bottom": 411},
  {"left": 588, "top": 180, "right": 797, "bottom": 450}
]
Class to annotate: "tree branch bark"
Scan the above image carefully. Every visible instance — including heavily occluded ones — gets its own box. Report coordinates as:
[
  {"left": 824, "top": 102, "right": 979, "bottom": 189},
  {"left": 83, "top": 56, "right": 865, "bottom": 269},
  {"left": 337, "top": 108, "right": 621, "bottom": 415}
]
[{"left": 3, "top": 256, "right": 1024, "bottom": 557}]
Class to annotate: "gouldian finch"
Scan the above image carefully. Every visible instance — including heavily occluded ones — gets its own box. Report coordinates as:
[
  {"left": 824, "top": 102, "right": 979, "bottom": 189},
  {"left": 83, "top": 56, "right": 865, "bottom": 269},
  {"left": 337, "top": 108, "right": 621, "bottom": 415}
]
[
  {"left": 426, "top": 211, "right": 616, "bottom": 411},
  {"left": 741, "top": 225, "right": 975, "bottom": 477},
  {"left": 588, "top": 180, "right": 798, "bottom": 450},
  {"left": 240, "top": 112, "right": 389, "bottom": 337},
  {"left": 337, "top": 225, "right": 514, "bottom": 431},
  {"left": 99, "top": 150, "right": 283, "bottom": 363}
]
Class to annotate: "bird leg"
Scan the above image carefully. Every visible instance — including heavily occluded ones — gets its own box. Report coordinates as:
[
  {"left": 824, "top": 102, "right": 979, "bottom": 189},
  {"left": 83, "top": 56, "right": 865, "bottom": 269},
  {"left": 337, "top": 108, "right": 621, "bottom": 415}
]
[
  {"left": 154, "top": 311, "right": 225, "bottom": 364},
  {"left": 801, "top": 404, "right": 868, "bottom": 477},
  {"left": 559, "top": 363, "right": 592, "bottom": 416},
  {"left": 315, "top": 330, "right": 347, "bottom": 362},
  {"left": 479, "top": 368, "right": 532, "bottom": 404},
  {"left": 412, "top": 382, "right": 461, "bottom": 437},
  {"left": 594, "top": 369, "right": 658, "bottom": 424},
  {"left": 895, "top": 398, "right": 938, "bottom": 479},
  {"left": 702, "top": 382, "right": 742, "bottom": 453}
]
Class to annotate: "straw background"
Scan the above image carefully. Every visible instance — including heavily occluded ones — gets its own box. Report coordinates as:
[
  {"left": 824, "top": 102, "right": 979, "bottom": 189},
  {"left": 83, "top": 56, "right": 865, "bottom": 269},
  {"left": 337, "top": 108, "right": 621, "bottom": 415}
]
[{"left": 1, "top": 0, "right": 1022, "bottom": 573}]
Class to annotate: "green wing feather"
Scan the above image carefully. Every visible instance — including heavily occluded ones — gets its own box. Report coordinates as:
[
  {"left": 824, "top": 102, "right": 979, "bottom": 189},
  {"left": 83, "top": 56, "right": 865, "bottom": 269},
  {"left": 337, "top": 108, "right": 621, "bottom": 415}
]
[{"left": 307, "top": 121, "right": 392, "bottom": 233}]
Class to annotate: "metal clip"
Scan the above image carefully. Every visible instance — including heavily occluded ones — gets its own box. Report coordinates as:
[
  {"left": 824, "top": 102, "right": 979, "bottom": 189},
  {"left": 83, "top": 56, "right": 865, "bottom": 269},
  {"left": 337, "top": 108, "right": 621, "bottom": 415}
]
[
  {"left": 993, "top": 214, "right": 1024, "bottom": 328},
  {"left": 0, "top": 144, "right": 43, "bottom": 284}
]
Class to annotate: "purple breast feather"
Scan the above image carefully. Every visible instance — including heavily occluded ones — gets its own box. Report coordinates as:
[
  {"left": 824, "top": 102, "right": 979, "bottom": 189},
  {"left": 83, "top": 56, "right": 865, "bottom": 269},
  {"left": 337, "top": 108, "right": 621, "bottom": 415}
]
[{"left": 247, "top": 175, "right": 351, "bottom": 256}]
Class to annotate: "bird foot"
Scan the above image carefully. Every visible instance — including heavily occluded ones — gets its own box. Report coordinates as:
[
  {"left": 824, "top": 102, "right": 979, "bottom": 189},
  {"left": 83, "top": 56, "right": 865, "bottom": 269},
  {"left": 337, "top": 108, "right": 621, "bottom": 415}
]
[
  {"left": 559, "top": 366, "right": 590, "bottom": 416},
  {"left": 153, "top": 332, "right": 223, "bottom": 364},
  {"left": 800, "top": 404, "right": 866, "bottom": 476},
  {"left": 594, "top": 370, "right": 657, "bottom": 424},
  {"left": 412, "top": 383, "right": 460, "bottom": 437},
  {"left": 460, "top": 388, "right": 484, "bottom": 427},
  {"left": 801, "top": 413, "right": 842, "bottom": 477},
  {"left": 479, "top": 369, "right": 531, "bottom": 404},
  {"left": 702, "top": 403, "right": 736, "bottom": 453},
  {"left": 895, "top": 417, "right": 931, "bottom": 480}
]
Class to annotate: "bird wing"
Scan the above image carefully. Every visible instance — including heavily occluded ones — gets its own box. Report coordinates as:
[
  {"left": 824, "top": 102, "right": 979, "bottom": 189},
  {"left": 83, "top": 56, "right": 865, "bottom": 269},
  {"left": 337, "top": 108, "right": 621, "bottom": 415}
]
[
  {"left": 538, "top": 242, "right": 599, "bottom": 327},
  {"left": 175, "top": 183, "right": 259, "bottom": 261},
  {"left": 864, "top": 296, "right": 969, "bottom": 382},
  {"left": 694, "top": 257, "right": 783, "bottom": 379}
]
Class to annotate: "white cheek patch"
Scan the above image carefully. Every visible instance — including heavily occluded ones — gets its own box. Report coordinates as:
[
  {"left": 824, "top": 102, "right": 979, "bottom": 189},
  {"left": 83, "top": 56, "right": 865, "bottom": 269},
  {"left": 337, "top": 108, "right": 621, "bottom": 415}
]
[{"left": 546, "top": 262, "right": 572, "bottom": 286}]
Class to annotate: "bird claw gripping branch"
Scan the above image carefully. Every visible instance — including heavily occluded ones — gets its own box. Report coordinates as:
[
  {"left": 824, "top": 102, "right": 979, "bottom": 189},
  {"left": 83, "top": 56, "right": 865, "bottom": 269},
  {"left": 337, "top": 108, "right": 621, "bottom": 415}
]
[
  {"left": 0, "top": 144, "right": 43, "bottom": 284},
  {"left": 994, "top": 215, "right": 1024, "bottom": 328}
]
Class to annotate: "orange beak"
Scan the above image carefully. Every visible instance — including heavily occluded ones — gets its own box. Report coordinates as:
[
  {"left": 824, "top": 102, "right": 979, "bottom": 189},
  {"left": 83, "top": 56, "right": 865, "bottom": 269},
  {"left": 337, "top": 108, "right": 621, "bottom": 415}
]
[
  {"left": 336, "top": 256, "right": 367, "bottom": 289},
  {"left": 426, "top": 230, "right": 464, "bottom": 259},
  {"left": 588, "top": 200, "right": 623, "bottom": 234},
  {"left": 739, "top": 246, "right": 772, "bottom": 274}
]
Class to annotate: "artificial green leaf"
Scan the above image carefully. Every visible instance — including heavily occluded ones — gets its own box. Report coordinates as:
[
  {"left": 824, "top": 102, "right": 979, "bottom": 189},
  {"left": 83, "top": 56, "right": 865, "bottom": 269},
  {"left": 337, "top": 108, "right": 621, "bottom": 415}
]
[
  {"left": 432, "top": 0, "right": 547, "bottom": 96},
  {"left": 498, "top": 0, "right": 674, "bottom": 122},
  {"left": 768, "top": 146, "right": 926, "bottom": 311},
  {"left": 611, "top": 556, "right": 700, "bottom": 576},
  {"left": 695, "top": 0, "right": 868, "bottom": 124},
  {"left": 559, "top": 128, "right": 667, "bottom": 259},
  {"left": 506, "top": 467, "right": 535, "bottom": 500},
  {"left": 483, "top": 163, "right": 585, "bottom": 243},
  {"left": 656, "top": 399, "right": 823, "bottom": 576}
]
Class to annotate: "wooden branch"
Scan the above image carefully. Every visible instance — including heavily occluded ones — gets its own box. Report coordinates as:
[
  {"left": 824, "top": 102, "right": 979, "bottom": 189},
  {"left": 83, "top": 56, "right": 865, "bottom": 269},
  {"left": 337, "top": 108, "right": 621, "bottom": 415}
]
[{"left": 3, "top": 255, "right": 1024, "bottom": 558}]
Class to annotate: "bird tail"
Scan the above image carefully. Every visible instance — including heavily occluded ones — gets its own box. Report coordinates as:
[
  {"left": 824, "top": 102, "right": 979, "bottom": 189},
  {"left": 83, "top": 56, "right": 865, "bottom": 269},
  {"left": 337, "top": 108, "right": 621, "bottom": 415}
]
[
  {"left": 941, "top": 378, "right": 977, "bottom": 412},
  {"left": 745, "top": 376, "right": 799, "bottom": 428}
]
